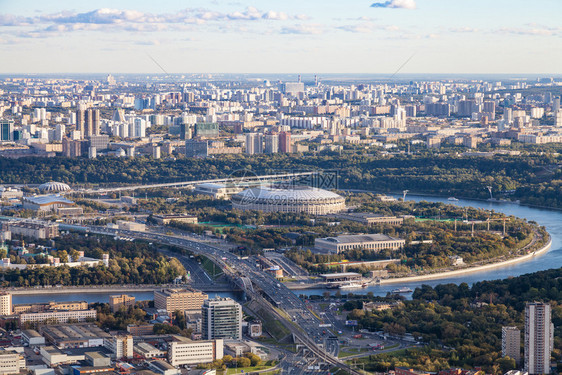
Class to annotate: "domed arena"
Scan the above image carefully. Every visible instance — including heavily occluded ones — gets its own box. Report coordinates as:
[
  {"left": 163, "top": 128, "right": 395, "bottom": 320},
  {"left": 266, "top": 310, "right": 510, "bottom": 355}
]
[
  {"left": 38, "top": 181, "right": 71, "bottom": 193},
  {"left": 231, "top": 186, "right": 345, "bottom": 215}
]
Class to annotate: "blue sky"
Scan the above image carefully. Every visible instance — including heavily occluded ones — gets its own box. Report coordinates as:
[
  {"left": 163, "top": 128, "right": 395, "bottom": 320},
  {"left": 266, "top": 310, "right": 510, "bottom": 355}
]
[{"left": 0, "top": 0, "right": 560, "bottom": 74}]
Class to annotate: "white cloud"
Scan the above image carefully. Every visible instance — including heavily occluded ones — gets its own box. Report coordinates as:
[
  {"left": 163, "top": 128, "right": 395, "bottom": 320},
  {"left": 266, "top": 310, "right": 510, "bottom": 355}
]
[
  {"left": 281, "top": 24, "right": 324, "bottom": 35},
  {"left": 0, "top": 6, "right": 308, "bottom": 39},
  {"left": 370, "top": 0, "right": 416, "bottom": 9}
]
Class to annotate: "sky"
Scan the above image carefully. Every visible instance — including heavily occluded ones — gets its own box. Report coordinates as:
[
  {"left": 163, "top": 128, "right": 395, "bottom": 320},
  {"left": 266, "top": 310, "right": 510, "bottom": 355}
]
[{"left": 0, "top": 0, "right": 561, "bottom": 75}]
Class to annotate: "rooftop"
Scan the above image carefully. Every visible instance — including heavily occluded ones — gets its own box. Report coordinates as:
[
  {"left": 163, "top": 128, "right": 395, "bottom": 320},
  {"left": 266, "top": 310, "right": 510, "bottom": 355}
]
[{"left": 319, "top": 234, "right": 401, "bottom": 244}]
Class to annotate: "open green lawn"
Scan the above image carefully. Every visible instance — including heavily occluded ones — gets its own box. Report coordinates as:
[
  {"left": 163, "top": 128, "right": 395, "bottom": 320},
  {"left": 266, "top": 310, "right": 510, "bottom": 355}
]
[
  {"left": 200, "top": 256, "right": 224, "bottom": 279},
  {"left": 225, "top": 365, "right": 277, "bottom": 374},
  {"left": 338, "top": 347, "right": 370, "bottom": 358}
]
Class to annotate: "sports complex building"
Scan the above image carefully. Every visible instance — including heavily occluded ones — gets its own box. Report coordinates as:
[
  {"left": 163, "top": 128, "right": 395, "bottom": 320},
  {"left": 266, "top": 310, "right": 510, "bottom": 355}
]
[{"left": 231, "top": 186, "right": 345, "bottom": 215}]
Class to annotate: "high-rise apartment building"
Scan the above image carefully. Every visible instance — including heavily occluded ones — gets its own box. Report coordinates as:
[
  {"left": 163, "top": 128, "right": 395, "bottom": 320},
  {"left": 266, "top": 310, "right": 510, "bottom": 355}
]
[
  {"left": 279, "top": 132, "right": 291, "bottom": 153},
  {"left": 0, "top": 293, "right": 12, "bottom": 316},
  {"left": 245, "top": 133, "right": 263, "bottom": 155},
  {"left": 264, "top": 134, "right": 279, "bottom": 154},
  {"left": 502, "top": 326, "right": 521, "bottom": 365},
  {"left": 525, "top": 302, "right": 553, "bottom": 375},
  {"left": 154, "top": 288, "right": 208, "bottom": 314},
  {"left": 76, "top": 109, "right": 100, "bottom": 138},
  {"left": 201, "top": 297, "right": 242, "bottom": 340}
]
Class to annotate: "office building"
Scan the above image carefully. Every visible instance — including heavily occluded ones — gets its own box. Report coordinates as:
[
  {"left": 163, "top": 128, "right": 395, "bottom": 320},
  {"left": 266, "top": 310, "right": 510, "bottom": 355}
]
[
  {"left": 201, "top": 297, "right": 242, "bottom": 340},
  {"left": 0, "top": 120, "right": 14, "bottom": 142},
  {"left": 0, "top": 293, "right": 11, "bottom": 316},
  {"left": 195, "top": 123, "right": 219, "bottom": 138},
  {"left": 502, "top": 326, "right": 521, "bottom": 365},
  {"left": 525, "top": 302, "right": 553, "bottom": 375},
  {"left": 154, "top": 288, "right": 208, "bottom": 314},
  {"left": 167, "top": 336, "right": 223, "bottom": 367},
  {"left": 109, "top": 295, "right": 136, "bottom": 313}
]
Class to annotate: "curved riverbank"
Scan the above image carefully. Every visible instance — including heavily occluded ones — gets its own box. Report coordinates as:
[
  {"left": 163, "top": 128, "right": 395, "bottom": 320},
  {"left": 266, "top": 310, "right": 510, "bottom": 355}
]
[{"left": 379, "top": 235, "right": 552, "bottom": 285}]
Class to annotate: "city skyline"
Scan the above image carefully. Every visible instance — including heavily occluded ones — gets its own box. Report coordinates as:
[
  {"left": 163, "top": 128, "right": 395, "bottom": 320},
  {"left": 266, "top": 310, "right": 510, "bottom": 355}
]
[{"left": 0, "top": 0, "right": 561, "bottom": 74}]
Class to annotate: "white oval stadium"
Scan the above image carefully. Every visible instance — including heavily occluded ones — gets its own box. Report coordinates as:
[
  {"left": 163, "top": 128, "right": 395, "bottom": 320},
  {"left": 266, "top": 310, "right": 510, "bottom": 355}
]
[
  {"left": 38, "top": 181, "right": 71, "bottom": 192},
  {"left": 232, "top": 186, "right": 345, "bottom": 215}
]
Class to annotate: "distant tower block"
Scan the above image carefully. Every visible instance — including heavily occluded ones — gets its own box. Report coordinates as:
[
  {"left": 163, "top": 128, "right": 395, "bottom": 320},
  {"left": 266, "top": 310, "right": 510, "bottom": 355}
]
[{"left": 102, "top": 254, "right": 110, "bottom": 267}]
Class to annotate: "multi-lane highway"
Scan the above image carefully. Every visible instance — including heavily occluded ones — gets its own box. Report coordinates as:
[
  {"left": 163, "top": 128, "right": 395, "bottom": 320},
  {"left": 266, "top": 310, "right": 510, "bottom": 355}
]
[{"left": 63, "top": 223, "right": 362, "bottom": 375}]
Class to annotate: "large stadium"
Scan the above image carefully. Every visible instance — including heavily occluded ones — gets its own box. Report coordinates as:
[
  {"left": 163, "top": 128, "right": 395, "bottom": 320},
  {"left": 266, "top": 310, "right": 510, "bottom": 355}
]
[{"left": 231, "top": 186, "right": 346, "bottom": 215}]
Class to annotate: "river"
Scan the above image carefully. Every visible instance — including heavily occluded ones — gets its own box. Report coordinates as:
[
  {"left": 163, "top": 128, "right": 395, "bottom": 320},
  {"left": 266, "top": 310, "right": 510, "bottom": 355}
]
[
  {"left": 298, "top": 194, "right": 562, "bottom": 298},
  {"left": 13, "top": 195, "right": 562, "bottom": 303}
]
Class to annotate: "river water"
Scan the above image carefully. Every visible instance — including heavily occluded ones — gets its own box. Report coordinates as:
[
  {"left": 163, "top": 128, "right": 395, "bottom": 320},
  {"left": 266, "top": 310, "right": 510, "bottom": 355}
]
[
  {"left": 298, "top": 194, "right": 562, "bottom": 298},
  {"left": 13, "top": 195, "right": 562, "bottom": 303}
]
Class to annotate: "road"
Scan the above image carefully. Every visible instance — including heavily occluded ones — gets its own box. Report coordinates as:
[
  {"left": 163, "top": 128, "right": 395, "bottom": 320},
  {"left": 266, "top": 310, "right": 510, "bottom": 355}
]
[{"left": 62, "top": 223, "right": 364, "bottom": 375}]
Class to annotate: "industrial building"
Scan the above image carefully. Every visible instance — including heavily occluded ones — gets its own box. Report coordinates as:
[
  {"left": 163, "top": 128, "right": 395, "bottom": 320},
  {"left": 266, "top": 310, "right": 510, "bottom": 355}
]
[{"left": 40, "top": 324, "right": 111, "bottom": 349}]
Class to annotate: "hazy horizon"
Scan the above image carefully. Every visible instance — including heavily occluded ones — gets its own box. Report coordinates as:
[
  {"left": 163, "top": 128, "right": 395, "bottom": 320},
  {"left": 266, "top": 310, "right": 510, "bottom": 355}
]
[{"left": 1, "top": 0, "right": 561, "bottom": 74}]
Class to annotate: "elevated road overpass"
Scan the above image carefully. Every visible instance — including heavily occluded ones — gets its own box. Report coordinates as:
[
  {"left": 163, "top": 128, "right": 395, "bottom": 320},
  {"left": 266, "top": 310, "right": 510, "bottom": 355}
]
[
  {"left": 60, "top": 223, "right": 363, "bottom": 375},
  {"left": 69, "top": 171, "right": 317, "bottom": 195}
]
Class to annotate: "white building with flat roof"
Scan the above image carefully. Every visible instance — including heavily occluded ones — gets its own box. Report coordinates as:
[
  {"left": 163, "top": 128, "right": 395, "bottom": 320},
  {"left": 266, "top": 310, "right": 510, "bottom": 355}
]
[
  {"left": 315, "top": 234, "right": 405, "bottom": 254},
  {"left": 167, "top": 336, "right": 223, "bottom": 367}
]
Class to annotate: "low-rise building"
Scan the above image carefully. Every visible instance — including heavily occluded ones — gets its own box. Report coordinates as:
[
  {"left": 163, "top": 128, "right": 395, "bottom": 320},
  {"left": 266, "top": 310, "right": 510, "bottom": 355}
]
[
  {"left": 154, "top": 288, "right": 208, "bottom": 314},
  {"left": 333, "top": 213, "right": 404, "bottom": 226},
  {"left": 22, "top": 329, "right": 46, "bottom": 346},
  {"left": 22, "top": 195, "right": 76, "bottom": 212},
  {"left": 109, "top": 295, "right": 135, "bottom": 313},
  {"left": 167, "top": 336, "right": 223, "bottom": 367},
  {"left": 247, "top": 321, "right": 262, "bottom": 338},
  {"left": 147, "top": 360, "right": 181, "bottom": 375},
  {"left": 40, "top": 324, "right": 110, "bottom": 349},
  {"left": 134, "top": 342, "right": 165, "bottom": 359},
  {"left": 127, "top": 324, "right": 154, "bottom": 336},
  {"left": 3, "top": 220, "right": 59, "bottom": 240},
  {"left": 116, "top": 221, "right": 146, "bottom": 232},
  {"left": 152, "top": 215, "right": 198, "bottom": 225},
  {"left": 14, "top": 301, "right": 88, "bottom": 315},
  {"left": 20, "top": 309, "right": 97, "bottom": 324},
  {"left": 314, "top": 234, "right": 405, "bottom": 254},
  {"left": 0, "top": 349, "right": 25, "bottom": 375}
]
